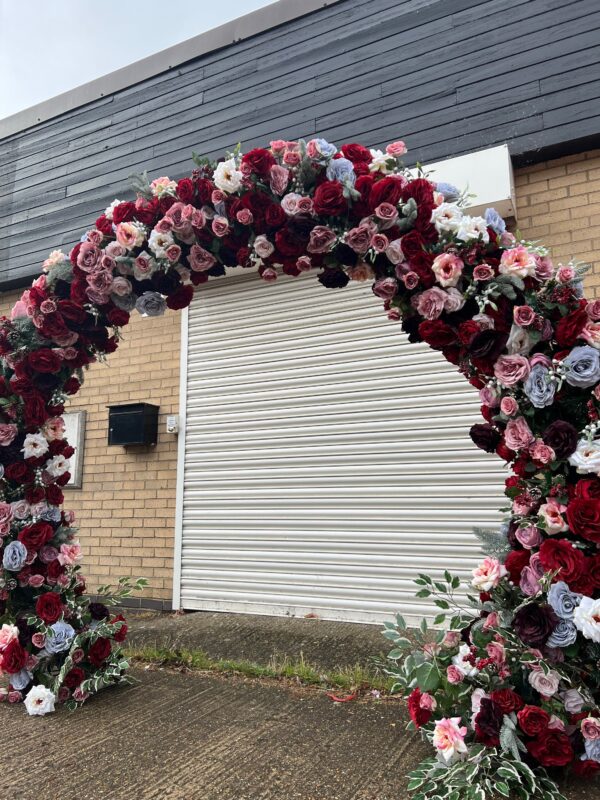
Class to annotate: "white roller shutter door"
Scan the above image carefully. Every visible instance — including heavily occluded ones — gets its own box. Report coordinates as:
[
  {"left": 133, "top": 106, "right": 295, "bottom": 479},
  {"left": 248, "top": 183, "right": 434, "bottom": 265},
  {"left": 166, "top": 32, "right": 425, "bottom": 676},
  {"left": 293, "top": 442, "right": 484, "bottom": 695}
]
[{"left": 177, "top": 270, "right": 506, "bottom": 623}]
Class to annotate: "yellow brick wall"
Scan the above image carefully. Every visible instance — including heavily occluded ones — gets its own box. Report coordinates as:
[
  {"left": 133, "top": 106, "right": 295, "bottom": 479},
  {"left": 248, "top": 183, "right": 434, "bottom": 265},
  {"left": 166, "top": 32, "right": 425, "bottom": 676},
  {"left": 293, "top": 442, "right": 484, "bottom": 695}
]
[
  {"left": 514, "top": 149, "right": 600, "bottom": 296},
  {"left": 0, "top": 290, "right": 180, "bottom": 604},
  {"left": 0, "top": 148, "right": 597, "bottom": 607}
]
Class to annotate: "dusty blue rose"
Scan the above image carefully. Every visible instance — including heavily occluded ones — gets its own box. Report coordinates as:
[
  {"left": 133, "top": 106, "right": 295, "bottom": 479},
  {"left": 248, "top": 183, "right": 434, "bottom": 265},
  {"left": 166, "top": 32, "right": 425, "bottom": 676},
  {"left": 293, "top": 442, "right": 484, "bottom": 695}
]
[
  {"left": 524, "top": 365, "right": 557, "bottom": 408},
  {"left": 2, "top": 540, "right": 27, "bottom": 571},
  {"left": 548, "top": 581, "right": 581, "bottom": 619},
  {"left": 111, "top": 292, "right": 137, "bottom": 312},
  {"left": 585, "top": 739, "right": 600, "bottom": 761},
  {"left": 135, "top": 292, "right": 166, "bottom": 317},
  {"left": 326, "top": 157, "right": 356, "bottom": 187},
  {"left": 547, "top": 619, "right": 578, "bottom": 648},
  {"left": 563, "top": 346, "right": 600, "bottom": 388},
  {"left": 436, "top": 182, "right": 460, "bottom": 202},
  {"left": 45, "top": 621, "right": 75, "bottom": 654},
  {"left": 41, "top": 506, "right": 61, "bottom": 523},
  {"left": 10, "top": 668, "right": 32, "bottom": 691},
  {"left": 313, "top": 138, "right": 337, "bottom": 159},
  {"left": 485, "top": 207, "right": 506, "bottom": 235}
]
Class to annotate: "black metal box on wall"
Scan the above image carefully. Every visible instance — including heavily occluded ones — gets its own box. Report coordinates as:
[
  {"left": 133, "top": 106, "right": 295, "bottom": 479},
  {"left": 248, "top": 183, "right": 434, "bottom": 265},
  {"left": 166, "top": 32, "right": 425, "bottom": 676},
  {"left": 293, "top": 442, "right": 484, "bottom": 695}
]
[{"left": 107, "top": 403, "right": 159, "bottom": 446}]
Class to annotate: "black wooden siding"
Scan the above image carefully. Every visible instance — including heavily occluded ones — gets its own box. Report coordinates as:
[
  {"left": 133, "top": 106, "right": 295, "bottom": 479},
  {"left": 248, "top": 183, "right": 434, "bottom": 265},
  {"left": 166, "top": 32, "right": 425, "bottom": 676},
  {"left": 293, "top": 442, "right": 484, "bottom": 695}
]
[{"left": 1, "top": 0, "right": 600, "bottom": 289}]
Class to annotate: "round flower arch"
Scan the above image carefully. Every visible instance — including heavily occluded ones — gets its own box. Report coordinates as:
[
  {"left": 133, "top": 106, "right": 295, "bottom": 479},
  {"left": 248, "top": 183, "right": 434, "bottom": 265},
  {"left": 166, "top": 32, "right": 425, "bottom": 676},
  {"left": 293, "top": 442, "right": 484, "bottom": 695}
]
[{"left": 0, "top": 137, "right": 598, "bottom": 796}]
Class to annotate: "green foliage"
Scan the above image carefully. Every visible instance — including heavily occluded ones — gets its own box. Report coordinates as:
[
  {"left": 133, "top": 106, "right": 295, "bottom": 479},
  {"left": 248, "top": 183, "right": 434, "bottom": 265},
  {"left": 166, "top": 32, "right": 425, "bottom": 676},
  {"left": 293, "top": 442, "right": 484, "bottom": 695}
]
[{"left": 473, "top": 527, "right": 511, "bottom": 559}]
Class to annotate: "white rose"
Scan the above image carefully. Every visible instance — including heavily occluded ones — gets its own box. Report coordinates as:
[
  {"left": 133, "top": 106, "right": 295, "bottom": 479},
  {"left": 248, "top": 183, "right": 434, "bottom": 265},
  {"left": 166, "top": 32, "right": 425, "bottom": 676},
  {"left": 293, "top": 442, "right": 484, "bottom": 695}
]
[
  {"left": 569, "top": 440, "right": 600, "bottom": 476},
  {"left": 213, "top": 158, "right": 243, "bottom": 193},
  {"left": 24, "top": 685, "right": 55, "bottom": 716},
  {"left": 456, "top": 215, "right": 489, "bottom": 243},
  {"left": 148, "top": 229, "right": 174, "bottom": 259},
  {"left": 368, "top": 149, "right": 392, "bottom": 174},
  {"left": 22, "top": 433, "right": 49, "bottom": 459},
  {"left": 104, "top": 199, "right": 121, "bottom": 221},
  {"left": 452, "top": 643, "right": 478, "bottom": 678},
  {"left": 528, "top": 668, "right": 560, "bottom": 697},
  {"left": 44, "top": 455, "right": 70, "bottom": 478},
  {"left": 253, "top": 235, "right": 275, "bottom": 259},
  {"left": 574, "top": 597, "right": 600, "bottom": 643},
  {"left": 431, "top": 203, "right": 462, "bottom": 234}
]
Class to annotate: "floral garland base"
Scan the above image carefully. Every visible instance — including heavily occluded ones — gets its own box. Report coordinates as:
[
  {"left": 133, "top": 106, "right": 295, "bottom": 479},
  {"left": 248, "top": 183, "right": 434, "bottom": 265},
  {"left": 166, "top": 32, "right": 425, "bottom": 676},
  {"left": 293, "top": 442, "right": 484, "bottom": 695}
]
[{"left": 0, "top": 134, "right": 598, "bottom": 798}]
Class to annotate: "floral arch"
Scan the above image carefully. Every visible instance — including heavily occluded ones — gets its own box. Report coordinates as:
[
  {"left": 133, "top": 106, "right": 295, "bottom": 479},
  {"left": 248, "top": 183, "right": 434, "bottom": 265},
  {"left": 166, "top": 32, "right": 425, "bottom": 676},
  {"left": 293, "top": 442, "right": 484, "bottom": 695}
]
[{"left": 0, "top": 137, "right": 598, "bottom": 797}]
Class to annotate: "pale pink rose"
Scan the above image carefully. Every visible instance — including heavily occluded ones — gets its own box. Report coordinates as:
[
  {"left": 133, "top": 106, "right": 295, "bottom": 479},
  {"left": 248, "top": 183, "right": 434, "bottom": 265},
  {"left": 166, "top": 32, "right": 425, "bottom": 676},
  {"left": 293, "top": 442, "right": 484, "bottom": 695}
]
[
  {"left": 423, "top": 642, "right": 441, "bottom": 658},
  {"left": 500, "top": 396, "right": 519, "bottom": 416},
  {"left": 419, "top": 692, "right": 437, "bottom": 711},
  {"left": 480, "top": 386, "right": 499, "bottom": 407},
  {"left": 212, "top": 216, "right": 230, "bottom": 238},
  {"left": 482, "top": 611, "right": 499, "bottom": 632},
  {"left": 8, "top": 691, "right": 22, "bottom": 704},
  {"left": 31, "top": 633, "right": 46, "bottom": 649},
  {"left": 283, "top": 150, "right": 301, "bottom": 166},
  {"left": 385, "top": 141, "right": 407, "bottom": 157},
  {"left": 260, "top": 267, "right": 278, "bottom": 283},
  {"left": 412, "top": 287, "right": 447, "bottom": 320},
  {"left": 374, "top": 202, "right": 398, "bottom": 226},
  {"left": 296, "top": 256, "right": 312, "bottom": 272},
  {"left": 432, "top": 717, "right": 468, "bottom": 762},
  {"left": 76, "top": 241, "right": 101, "bottom": 271},
  {"left": 486, "top": 639, "right": 506, "bottom": 665},
  {"left": 111, "top": 277, "right": 132, "bottom": 297},
  {"left": 514, "top": 305, "right": 536, "bottom": 327},
  {"left": 236, "top": 209, "right": 254, "bottom": 225},
  {"left": 443, "top": 288, "right": 465, "bottom": 313},
  {"left": 10, "top": 500, "right": 30, "bottom": 520},
  {"left": 530, "top": 440, "right": 555, "bottom": 465},
  {"left": 165, "top": 244, "right": 182, "bottom": 263},
  {"left": 150, "top": 176, "right": 176, "bottom": 197},
  {"left": 473, "top": 263, "right": 495, "bottom": 281},
  {"left": 253, "top": 235, "right": 275, "bottom": 259},
  {"left": 562, "top": 689, "right": 584, "bottom": 713},
  {"left": 346, "top": 263, "right": 375, "bottom": 282},
  {"left": 10, "top": 299, "right": 28, "bottom": 320},
  {"left": 401, "top": 272, "right": 420, "bottom": 290},
  {"left": 499, "top": 246, "right": 537, "bottom": 278},
  {"left": 385, "top": 239, "right": 404, "bottom": 265},
  {"left": 581, "top": 717, "right": 600, "bottom": 740},
  {"left": 528, "top": 668, "right": 560, "bottom": 697},
  {"left": 28, "top": 575, "right": 45, "bottom": 588},
  {"left": 115, "top": 222, "right": 141, "bottom": 250},
  {"left": 504, "top": 416, "right": 535, "bottom": 451},
  {"left": 58, "top": 542, "right": 82, "bottom": 566},
  {"left": 281, "top": 193, "right": 302, "bottom": 215},
  {"left": 515, "top": 525, "right": 543, "bottom": 549},
  {"left": 387, "top": 308, "right": 401, "bottom": 321},
  {"left": 538, "top": 500, "right": 568, "bottom": 534},
  {"left": 431, "top": 253, "right": 463, "bottom": 287},
  {"left": 0, "top": 624, "right": 19, "bottom": 651},
  {"left": 87, "top": 229, "right": 103, "bottom": 246},
  {"left": 442, "top": 630, "right": 461, "bottom": 648},
  {"left": 547, "top": 715, "right": 566, "bottom": 732},
  {"left": 372, "top": 277, "right": 398, "bottom": 301},
  {"left": 269, "top": 164, "right": 289, "bottom": 195},
  {"left": 188, "top": 244, "right": 216, "bottom": 272},
  {"left": 42, "top": 250, "right": 67, "bottom": 270},
  {"left": 471, "top": 557, "right": 507, "bottom": 591},
  {"left": 370, "top": 233, "right": 389, "bottom": 253},
  {"left": 535, "top": 255, "right": 554, "bottom": 280},
  {"left": 345, "top": 225, "right": 372, "bottom": 254},
  {"left": 587, "top": 300, "right": 600, "bottom": 321},
  {"left": 154, "top": 217, "right": 173, "bottom": 234},
  {"left": 556, "top": 264, "right": 576, "bottom": 283},
  {"left": 494, "top": 354, "right": 531, "bottom": 386},
  {"left": 581, "top": 321, "right": 600, "bottom": 349},
  {"left": 307, "top": 226, "right": 337, "bottom": 253},
  {"left": 269, "top": 139, "right": 287, "bottom": 153},
  {"left": 0, "top": 424, "right": 18, "bottom": 446}
]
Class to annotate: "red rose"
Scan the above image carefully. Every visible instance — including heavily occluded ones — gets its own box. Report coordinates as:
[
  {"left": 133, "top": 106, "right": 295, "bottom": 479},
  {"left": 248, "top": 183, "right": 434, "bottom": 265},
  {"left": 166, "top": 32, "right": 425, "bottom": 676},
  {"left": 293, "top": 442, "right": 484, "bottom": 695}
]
[
  {"left": 368, "top": 176, "right": 404, "bottom": 211},
  {"left": 517, "top": 705, "right": 550, "bottom": 736},
  {"left": 46, "top": 559, "right": 64, "bottom": 583},
  {"left": 166, "top": 285, "right": 194, "bottom": 311},
  {"left": 341, "top": 143, "right": 372, "bottom": 163},
  {"left": 242, "top": 148, "right": 275, "bottom": 177},
  {"left": 18, "top": 522, "right": 54, "bottom": 551},
  {"left": 263, "top": 203, "right": 287, "bottom": 230},
  {"left": 490, "top": 688, "right": 524, "bottom": 714},
  {"left": 1, "top": 638, "right": 27, "bottom": 674},
  {"left": 539, "top": 538, "right": 585, "bottom": 583},
  {"left": 407, "top": 688, "right": 432, "bottom": 728},
  {"left": 69, "top": 243, "right": 82, "bottom": 266},
  {"left": 526, "top": 730, "right": 574, "bottom": 767},
  {"left": 274, "top": 227, "right": 305, "bottom": 257},
  {"left": 110, "top": 614, "right": 128, "bottom": 643},
  {"left": 313, "top": 181, "right": 347, "bottom": 217},
  {"left": 106, "top": 308, "right": 130, "bottom": 327},
  {"left": 35, "top": 591, "right": 63, "bottom": 624},
  {"left": 554, "top": 307, "right": 587, "bottom": 347},
  {"left": 25, "top": 486, "right": 45, "bottom": 505},
  {"left": 58, "top": 300, "right": 88, "bottom": 326},
  {"left": 95, "top": 214, "right": 113, "bottom": 236},
  {"left": 576, "top": 479, "right": 600, "bottom": 499},
  {"left": 63, "top": 666, "right": 86, "bottom": 690},
  {"left": 112, "top": 201, "right": 136, "bottom": 225},
  {"left": 27, "top": 349, "right": 62, "bottom": 374},
  {"left": 573, "top": 759, "right": 600, "bottom": 777},
  {"left": 566, "top": 498, "right": 600, "bottom": 542},
  {"left": 504, "top": 549, "right": 531, "bottom": 584},
  {"left": 45, "top": 484, "right": 64, "bottom": 506},
  {"left": 176, "top": 178, "right": 195, "bottom": 203},
  {"left": 23, "top": 394, "right": 49, "bottom": 427},
  {"left": 63, "top": 377, "right": 81, "bottom": 395},
  {"left": 5, "top": 462, "right": 33, "bottom": 484},
  {"left": 87, "top": 637, "right": 112, "bottom": 667},
  {"left": 418, "top": 320, "right": 456, "bottom": 349}
]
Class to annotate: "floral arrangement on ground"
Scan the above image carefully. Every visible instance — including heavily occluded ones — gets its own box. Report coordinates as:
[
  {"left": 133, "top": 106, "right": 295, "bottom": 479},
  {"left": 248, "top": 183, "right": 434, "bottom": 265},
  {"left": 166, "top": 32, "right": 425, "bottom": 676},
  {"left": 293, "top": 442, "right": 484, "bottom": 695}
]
[{"left": 0, "top": 134, "right": 598, "bottom": 798}]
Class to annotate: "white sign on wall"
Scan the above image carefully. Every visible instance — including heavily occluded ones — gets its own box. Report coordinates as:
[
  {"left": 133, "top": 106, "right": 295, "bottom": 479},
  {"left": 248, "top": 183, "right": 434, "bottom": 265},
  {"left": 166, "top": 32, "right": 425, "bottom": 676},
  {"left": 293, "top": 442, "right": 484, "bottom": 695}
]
[{"left": 62, "top": 411, "right": 86, "bottom": 489}]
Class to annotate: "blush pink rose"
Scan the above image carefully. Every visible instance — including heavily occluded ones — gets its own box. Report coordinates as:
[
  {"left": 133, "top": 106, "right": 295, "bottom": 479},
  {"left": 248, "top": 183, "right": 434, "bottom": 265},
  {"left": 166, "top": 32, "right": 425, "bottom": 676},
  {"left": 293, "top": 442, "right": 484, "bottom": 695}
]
[
  {"left": 269, "top": 164, "right": 289, "bottom": 195},
  {"left": 473, "top": 263, "right": 495, "bottom": 281},
  {"left": 431, "top": 253, "right": 463, "bottom": 287},
  {"left": 412, "top": 287, "right": 447, "bottom": 319},
  {"left": 586, "top": 300, "right": 600, "bottom": 321},
  {"left": 385, "top": 239, "right": 404, "bottom": 265},
  {"left": 514, "top": 305, "right": 536, "bottom": 327},
  {"left": 582, "top": 718, "right": 600, "bottom": 740},
  {"left": 370, "top": 233, "right": 389, "bottom": 253},
  {"left": 212, "top": 216, "right": 230, "bottom": 238},
  {"left": 253, "top": 235, "right": 275, "bottom": 259},
  {"left": 0, "top": 424, "right": 18, "bottom": 446},
  {"left": 236, "top": 209, "right": 254, "bottom": 225},
  {"left": 500, "top": 396, "right": 519, "bottom": 416},
  {"left": 401, "top": 272, "right": 420, "bottom": 290},
  {"left": 446, "top": 665, "right": 464, "bottom": 684},
  {"left": 345, "top": 225, "right": 372, "bottom": 254},
  {"left": 494, "top": 355, "right": 531, "bottom": 386},
  {"left": 372, "top": 278, "right": 398, "bottom": 301},
  {"left": 538, "top": 500, "right": 568, "bottom": 534},
  {"left": 385, "top": 141, "right": 407, "bottom": 157},
  {"left": 504, "top": 416, "right": 535, "bottom": 451},
  {"left": 530, "top": 440, "right": 555, "bottom": 465},
  {"left": 188, "top": 245, "right": 216, "bottom": 272},
  {"left": 307, "top": 226, "right": 337, "bottom": 254},
  {"left": 515, "top": 525, "right": 543, "bottom": 549},
  {"left": 471, "top": 557, "right": 507, "bottom": 591}
]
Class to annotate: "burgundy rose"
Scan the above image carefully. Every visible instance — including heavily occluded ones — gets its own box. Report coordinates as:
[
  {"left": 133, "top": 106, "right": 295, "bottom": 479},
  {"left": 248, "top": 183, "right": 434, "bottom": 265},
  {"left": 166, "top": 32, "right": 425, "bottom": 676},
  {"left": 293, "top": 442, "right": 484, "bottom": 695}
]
[
  {"left": 112, "top": 202, "right": 136, "bottom": 225},
  {"left": 166, "top": 285, "right": 194, "bottom": 311},
  {"left": 110, "top": 614, "right": 128, "bottom": 643},
  {"left": 527, "top": 730, "right": 574, "bottom": 767},
  {"left": 23, "top": 394, "right": 49, "bottom": 428},
  {"left": 474, "top": 698, "right": 504, "bottom": 746},
  {"left": 576, "top": 479, "right": 600, "bottom": 499},
  {"left": 369, "top": 176, "right": 404, "bottom": 210},
  {"left": 28, "top": 349, "right": 62, "bottom": 374},
  {"left": 176, "top": 178, "right": 195, "bottom": 203},
  {"left": 35, "top": 591, "right": 63, "bottom": 624},
  {"left": 89, "top": 602, "right": 109, "bottom": 620},
  {"left": 87, "top": 637, "right": 112, "bottom": 667},
  {"left": 63, "top": 666, "right": 86, "bottom": 690},
  {"left": 318, "top": 269, "right": 350, "bottom": 289},
  {"left": 470, "top": 423, "right": 501, "bottom": 453},
  {"left": 419, "top": 320, "right": 457, "bottom": 350},
  {"left": 542, "top": 420, "right": 578, "bottom": 460},
  {"left": 18, "top": 522, "right": 55, "bottom": 550},
  {"left": 242, "top": 148, "right": 275, "bottom": 177},
  {"left": 513, "top": 603, "right": 557, "bottom": 647},
  {"left": 554, "top": 307, "right": 587, "bottom": 347},
  {"left": 263, "top": 203, "right": 287, "bottom": 229},
  {"left": 539, "top": 538, "right": 585, "bottom": 583},
  {"left": 490, "top": 688, "right": 524, "bottom": 714},
  {"left": 407, "top": 687, "right": 433, "bottom": 728},
  {"left": 566, "top": 498, "right": 600, "bottom": 543},
  {"left": 517, "top": 705, "right": 550, "bottom": 736},
  {"left": 313, "top": 181, "right": 347, "bottom": 217},
  {"left": 468, "top": 329, "right": 509, "bottom": 361}
]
